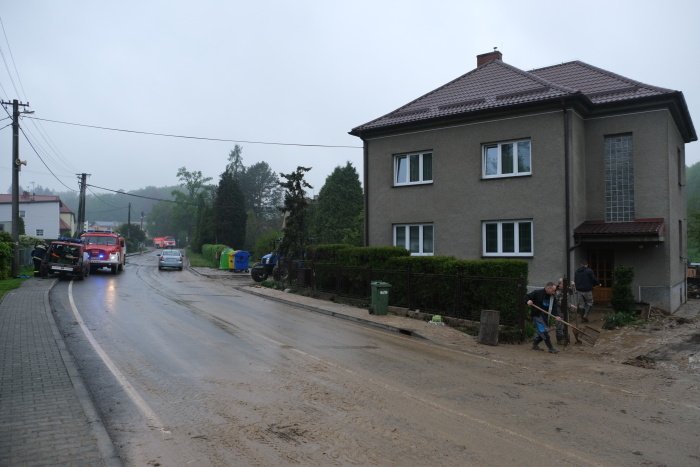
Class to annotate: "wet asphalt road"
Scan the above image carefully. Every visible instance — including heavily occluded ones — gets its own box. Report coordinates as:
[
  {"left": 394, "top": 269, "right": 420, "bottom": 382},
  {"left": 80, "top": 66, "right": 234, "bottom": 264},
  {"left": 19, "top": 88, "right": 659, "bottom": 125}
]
[{"left": 49, "top": 252, "right": 700, "bottom": 466}]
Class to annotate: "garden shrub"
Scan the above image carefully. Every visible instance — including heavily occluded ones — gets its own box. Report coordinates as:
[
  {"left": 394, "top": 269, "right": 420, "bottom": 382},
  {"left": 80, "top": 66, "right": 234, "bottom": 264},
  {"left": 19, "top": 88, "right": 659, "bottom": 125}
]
[{"left": 611, "top": 266, "right": 635, "bottom": 313}]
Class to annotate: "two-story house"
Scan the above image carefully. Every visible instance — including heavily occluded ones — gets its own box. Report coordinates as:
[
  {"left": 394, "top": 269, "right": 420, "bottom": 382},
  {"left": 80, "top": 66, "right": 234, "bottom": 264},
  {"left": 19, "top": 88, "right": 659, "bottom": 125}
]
[
  {"left": 350, "top": 50, "right": 696, "bottom": 312},
  {"left": 0, "top": 193, "right": 74, "bottom": 239}
]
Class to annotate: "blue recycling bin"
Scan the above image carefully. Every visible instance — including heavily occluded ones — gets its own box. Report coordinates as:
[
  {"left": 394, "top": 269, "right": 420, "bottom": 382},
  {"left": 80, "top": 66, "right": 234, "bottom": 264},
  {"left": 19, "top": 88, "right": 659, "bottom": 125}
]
[{"left": 233, "top": 250, "right": 251, "bottom": 272}]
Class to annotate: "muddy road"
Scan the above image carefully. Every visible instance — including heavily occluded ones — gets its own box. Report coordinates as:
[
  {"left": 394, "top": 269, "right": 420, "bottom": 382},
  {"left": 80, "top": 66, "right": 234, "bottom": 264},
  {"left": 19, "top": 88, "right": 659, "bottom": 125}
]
[{"left": 50, "top": 252, "right": 700, "bottom": 466}]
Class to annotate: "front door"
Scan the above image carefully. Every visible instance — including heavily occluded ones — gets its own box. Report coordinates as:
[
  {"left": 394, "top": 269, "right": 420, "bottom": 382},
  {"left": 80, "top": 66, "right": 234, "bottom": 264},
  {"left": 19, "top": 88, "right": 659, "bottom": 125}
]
[{"left": 588, "top": 249, "right": 613, "bottom": 305}]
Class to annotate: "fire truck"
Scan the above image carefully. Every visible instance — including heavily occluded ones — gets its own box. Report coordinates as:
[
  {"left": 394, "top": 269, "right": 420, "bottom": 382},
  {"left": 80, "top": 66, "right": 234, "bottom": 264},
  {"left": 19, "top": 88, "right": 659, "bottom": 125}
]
[
  {"left": 153, "top": 236, "right": 176, "bottom": 248},
  {"left": 81, "top": 230, "right": 126, "bottom": 274}
]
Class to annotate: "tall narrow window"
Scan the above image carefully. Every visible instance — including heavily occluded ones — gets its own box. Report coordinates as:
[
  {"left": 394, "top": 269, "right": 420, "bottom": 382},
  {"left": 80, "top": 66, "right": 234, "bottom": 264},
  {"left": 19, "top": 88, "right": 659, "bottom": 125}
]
[
  {"left": 394, "top": 152, "right": 433, "bottom": 186},
  {"left": 678, "top": 148, "right": 685, "bottom": 187},
  {"left": 604, "top": 134, "right": 634, "bottom": 222}
]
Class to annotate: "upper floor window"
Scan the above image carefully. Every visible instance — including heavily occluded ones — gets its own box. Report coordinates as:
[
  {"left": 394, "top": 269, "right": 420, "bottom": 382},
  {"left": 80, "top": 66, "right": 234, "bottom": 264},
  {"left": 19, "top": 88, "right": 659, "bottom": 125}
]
[
  {"left": 482, "top": 220, "right": 533, "bottom": 257},
  {"left": 36, "top": 229, "right": 44, "bottom": 236},
  {"left": 394, "top": 151, "right": 432, "bottom": 186},
  {"left": 394, "top": 223, "right": 434, "bottom": 255},
  {"left": 482, "top": 139, "right": 531, "bottom": 178},
  {"left": 604, "top": 134, "right": 634, "bottom": 222}
]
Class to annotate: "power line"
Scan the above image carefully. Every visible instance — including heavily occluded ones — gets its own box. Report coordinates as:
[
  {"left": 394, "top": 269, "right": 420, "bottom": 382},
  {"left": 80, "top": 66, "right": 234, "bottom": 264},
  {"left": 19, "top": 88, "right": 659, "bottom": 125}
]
[
  {"left": 86, "top": 183, "right": 195, "bottom": 206},
  {"left": 18, "top": 125, "right": 77, "bottom": 192},
  {"left": 0, "top": 16, "right": 26, "bottom": 98},
  {"left": 26, "top": 116, "right": 363, "bottom": 149},
  {"left": 87, "top": 185, "right": 126, "bottom": 209}
]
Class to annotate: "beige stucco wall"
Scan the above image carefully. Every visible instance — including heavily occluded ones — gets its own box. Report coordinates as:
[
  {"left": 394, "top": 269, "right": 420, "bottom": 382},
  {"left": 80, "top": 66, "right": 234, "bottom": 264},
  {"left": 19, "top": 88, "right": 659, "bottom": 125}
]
[
  {"left": 365, "top": 110, "right": 568, "bottom": 287},
  {"left": 362, "top": 106, "right": 690, "bottom": 311},
  {"left": 583, "top": 109, "right": 686, "bottom": 310}
]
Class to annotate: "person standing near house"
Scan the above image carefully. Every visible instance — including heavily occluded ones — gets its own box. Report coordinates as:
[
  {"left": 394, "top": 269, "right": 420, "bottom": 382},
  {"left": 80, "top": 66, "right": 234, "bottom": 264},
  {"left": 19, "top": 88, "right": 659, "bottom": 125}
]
[
  {"left": 574, "top": 261, "right": 599, "bottom": 323},
  {"left": 526, "top": 282, "right": 561, "bottom": 354}
]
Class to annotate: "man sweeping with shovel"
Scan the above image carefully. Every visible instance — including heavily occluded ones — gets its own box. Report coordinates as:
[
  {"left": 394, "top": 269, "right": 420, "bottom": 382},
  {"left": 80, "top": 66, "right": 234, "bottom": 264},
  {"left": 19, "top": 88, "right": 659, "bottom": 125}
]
[{"left": 526, "top": 282, "right": 561, "bottom": 354}]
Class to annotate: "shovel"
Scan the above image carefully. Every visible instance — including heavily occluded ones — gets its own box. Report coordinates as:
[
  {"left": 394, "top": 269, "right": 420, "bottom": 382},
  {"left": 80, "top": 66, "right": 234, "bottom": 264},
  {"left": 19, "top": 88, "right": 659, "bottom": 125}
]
[{"left": 529, "top": 303, "right": 600, "bottom": 346}]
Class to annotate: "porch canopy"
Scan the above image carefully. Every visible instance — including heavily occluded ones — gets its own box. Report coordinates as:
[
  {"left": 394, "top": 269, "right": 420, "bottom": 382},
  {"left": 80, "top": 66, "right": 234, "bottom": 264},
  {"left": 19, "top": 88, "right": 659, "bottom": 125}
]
[{"left": 573, "top": 218, "right": 665, "bottom": 243}]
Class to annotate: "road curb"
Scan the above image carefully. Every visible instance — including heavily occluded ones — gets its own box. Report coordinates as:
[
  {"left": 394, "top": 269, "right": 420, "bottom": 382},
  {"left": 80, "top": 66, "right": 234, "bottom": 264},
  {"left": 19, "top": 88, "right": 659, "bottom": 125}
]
[
  {"left": 43, "top": 278, "right": 123, "bottom": 467},
  {"left": 237, "top": 285, "right": 426, "bottom": 340}
]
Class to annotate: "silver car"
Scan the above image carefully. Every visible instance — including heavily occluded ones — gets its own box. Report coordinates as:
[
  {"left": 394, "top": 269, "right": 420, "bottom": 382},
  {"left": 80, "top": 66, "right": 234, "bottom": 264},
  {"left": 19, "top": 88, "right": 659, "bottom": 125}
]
[{"left": 158, "top": 249, "right": 183, "bottom": 271}]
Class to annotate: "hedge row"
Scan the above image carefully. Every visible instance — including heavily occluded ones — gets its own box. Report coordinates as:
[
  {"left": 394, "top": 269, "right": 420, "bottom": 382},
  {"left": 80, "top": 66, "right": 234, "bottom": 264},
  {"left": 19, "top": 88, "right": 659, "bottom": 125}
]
[
  {"left": 201, "top": 244, "right": 231, "bottom": 265},
  {"left": 0, "top": 232, "right": 13, "bottom": 279},
  {"left": 306, "top": 245, "right": 528, "bottom": 326}
]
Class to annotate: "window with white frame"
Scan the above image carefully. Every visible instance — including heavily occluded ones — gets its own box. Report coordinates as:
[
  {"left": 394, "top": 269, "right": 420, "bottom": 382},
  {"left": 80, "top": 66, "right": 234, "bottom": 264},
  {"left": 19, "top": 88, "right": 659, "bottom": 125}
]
[
  {"left": 394, "top": 223, "right": 434, "bottom": 255},
  {"left": 482, "top": 139, "right": 531, "bottom": 178},
  {"left": 394, "top": 151, "right": 432, "bottom": 186},
  {"left": 482, "top": 220, "right": 533, "bottom": 256},
  {"left": 19, "top": 210, "right": 25, "bottom": 218},
  {"left": 36, "top": 229, "right": 44, "bottom": 236}
]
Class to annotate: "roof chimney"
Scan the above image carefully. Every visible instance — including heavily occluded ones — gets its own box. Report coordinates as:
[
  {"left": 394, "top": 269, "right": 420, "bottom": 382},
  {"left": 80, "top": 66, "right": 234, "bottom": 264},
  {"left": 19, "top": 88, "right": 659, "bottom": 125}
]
[{"left": 477, "top": 48, "right": 502, "bottom": 67}]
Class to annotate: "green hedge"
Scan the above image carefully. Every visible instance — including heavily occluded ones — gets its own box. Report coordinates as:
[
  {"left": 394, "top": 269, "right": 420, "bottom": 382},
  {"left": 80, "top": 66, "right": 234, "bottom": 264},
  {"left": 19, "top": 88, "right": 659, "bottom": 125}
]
[
  {"left": 201, "top": 244, "right": 230, "bottom": 265},
  {"left": 0, "top": 232, "right": 13, "bottom": 279},
  {"left": 305, "top": 246, "right": 527, "bottom": 326}
]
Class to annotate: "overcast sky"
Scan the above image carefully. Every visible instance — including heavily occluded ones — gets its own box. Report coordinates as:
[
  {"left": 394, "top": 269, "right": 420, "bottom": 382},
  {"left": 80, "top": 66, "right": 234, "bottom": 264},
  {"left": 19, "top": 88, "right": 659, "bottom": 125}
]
[{"left": 1, "top": 0, "right": 698, "bottom": 199}]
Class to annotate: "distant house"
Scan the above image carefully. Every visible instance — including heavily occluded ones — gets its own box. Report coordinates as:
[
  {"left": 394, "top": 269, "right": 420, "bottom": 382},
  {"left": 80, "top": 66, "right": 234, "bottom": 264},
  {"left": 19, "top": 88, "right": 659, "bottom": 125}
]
[
  {"left": 59, "top": 202, "right": 76, "bottom": 236},
  {"left": 0, "top": 192, "right": 75, "bottom": 239},
  {"left": 350, "top": 50, "right": 697, "bottom": 312}
]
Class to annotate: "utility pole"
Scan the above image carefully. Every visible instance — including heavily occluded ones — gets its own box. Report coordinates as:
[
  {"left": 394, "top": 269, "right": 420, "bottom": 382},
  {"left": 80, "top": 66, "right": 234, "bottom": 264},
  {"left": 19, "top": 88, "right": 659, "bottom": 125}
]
[
  {"left": 76, "top": 173, "right": 89, "bottom": 235},
  {"left": 1, "top": 99, "right": 30, "bottom": 277}
]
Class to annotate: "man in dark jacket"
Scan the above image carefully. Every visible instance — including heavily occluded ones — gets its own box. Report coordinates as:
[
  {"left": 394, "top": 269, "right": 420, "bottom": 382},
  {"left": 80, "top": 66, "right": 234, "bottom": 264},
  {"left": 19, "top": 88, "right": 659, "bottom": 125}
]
[
  {"left": 574, "top": 261, "right": 598, "bottom": 322},
  {"left": 526, "top": 282, "right": 561, "bottom": 353},
  {"left": 31, "top": 243, "right": 47, "bottom": 276}
]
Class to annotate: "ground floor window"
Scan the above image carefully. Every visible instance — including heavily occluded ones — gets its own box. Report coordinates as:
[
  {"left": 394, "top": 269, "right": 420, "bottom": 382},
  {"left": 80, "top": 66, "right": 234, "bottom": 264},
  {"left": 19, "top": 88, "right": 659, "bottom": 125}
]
[
  {"left": 36, "top": 229, "right": 44, "bottom": 236},
  {"left": 394, "top": 223, "right": 434, "bottom": 255},
  {"left": 482, "top": 220, "right": 532, "bottom": 256}
]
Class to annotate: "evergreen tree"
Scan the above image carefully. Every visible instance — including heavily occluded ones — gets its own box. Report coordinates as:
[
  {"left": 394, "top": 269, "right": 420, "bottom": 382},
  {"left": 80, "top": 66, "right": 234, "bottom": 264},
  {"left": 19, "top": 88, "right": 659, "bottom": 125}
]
[
  {"left": 172, "top": 167, "right": 213, "bottom": 246},
  {"left": 278, "top": 166, "right": 312, "bottom": 259},
  {"left": 310, "top": 162, "right": 364, "bottom": 246},
  {"left": 214, "top": 170, "right": 247, "bottom": 248},
  {"left": 191, "top": 191, "right": 216, "bottom": 253}
]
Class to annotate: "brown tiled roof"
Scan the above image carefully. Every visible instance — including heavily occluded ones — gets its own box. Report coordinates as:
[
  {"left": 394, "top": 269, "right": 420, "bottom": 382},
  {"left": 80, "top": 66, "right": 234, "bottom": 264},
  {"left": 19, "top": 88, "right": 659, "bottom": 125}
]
[
  {"left": 351, "top": 58, "right": 695, "bottom": 140},
  {"left": 529, "top": 61, "right": 672, "bottom": 105},
  {"left": 574, "top": 219, "right": 665, "bottom": 238},
  {"left": 0, "top": 194, "right": 60, "bottom": 204}
]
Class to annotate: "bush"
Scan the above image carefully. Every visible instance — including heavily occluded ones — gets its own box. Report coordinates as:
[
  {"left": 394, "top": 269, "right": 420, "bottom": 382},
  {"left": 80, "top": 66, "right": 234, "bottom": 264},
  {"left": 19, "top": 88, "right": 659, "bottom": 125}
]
[
  {"left": 611, "top": 266, "right": 635, "bottom": 313},
  {"left": 603, "top": 311, "right": 637, "bottom": 329},
  {"left": 201, "top": 244, "right": 230, "bottom": 265}
]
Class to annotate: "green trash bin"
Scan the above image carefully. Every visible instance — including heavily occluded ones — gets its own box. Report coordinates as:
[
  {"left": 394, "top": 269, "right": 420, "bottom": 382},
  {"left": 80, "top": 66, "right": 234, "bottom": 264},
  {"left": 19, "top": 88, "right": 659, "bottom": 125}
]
[{"left": 370, "top": 281, "right": 391, "bottom": 315}]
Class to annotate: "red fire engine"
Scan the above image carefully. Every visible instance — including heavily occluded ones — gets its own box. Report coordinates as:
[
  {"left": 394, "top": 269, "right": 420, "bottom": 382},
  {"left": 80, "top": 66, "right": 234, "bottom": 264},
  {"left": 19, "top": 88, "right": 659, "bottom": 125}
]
[{"left": 81, "top": 230, "right": 126, "bottom": 274}]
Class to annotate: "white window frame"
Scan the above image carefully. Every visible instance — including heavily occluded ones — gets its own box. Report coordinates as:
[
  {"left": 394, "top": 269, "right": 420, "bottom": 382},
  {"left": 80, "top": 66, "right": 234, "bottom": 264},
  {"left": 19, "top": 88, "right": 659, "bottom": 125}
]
[
  {"left": 482, "top": 139, "right": 531, "bottom": 178},
  {"left": 482, "top": 220, "right": 533, "bottom": 257},
  {"left": 394, "top": 151, "right": 433, "bottom": 186},
  {"left": 19, "top": 210, "right": 25, "bottom": 218},
  {"left": 393, "top": 223, "right": 434, "bottom": 256}
]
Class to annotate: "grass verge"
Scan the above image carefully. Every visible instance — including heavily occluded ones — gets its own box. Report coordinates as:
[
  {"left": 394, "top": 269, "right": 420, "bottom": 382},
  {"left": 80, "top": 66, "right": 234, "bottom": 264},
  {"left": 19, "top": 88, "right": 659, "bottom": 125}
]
[
  {"left": 185, "top": 249, "right": 217, "bottom": 268},
  {"left": 0, "top": 267, "right": 34, "bottom": 300}
]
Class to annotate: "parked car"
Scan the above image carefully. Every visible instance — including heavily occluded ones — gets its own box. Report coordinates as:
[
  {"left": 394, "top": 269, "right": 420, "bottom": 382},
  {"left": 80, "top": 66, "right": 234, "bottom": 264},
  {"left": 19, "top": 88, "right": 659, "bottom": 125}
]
[
  {"left": 42, "top": 238, "right": 91, "bottom": 280},
  {"left": 158, "top": 249, "right": 183, "bottom": 271}
]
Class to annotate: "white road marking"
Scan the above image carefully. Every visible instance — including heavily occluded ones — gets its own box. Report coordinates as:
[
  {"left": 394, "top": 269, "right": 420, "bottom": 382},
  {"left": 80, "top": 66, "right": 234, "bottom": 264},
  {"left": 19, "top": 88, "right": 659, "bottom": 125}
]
[{"left": 68, "top": 281, "right": 171, "bottom": 436}]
